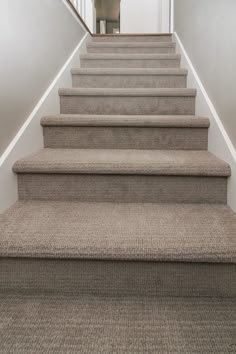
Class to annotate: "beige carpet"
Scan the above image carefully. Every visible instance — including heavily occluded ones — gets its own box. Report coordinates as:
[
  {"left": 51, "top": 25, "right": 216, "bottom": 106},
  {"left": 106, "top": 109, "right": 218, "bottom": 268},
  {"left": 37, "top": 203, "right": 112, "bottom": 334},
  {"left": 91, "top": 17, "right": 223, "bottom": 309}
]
[
  {"left": 0, "top": 33, "right": 235, "bottom": 352},
  {"left": 0, "top": 294, "right": 235, "bottom": 353},
  {"left": 1, "top": 201, "right": 236, "bottom": 262}
]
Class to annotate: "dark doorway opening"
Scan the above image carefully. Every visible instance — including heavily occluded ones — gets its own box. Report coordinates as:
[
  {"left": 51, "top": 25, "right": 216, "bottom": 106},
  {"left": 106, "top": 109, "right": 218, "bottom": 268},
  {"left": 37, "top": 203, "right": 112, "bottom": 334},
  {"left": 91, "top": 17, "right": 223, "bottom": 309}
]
[{"left": 95, "top": 0, "right": 120, "bottom": 34}]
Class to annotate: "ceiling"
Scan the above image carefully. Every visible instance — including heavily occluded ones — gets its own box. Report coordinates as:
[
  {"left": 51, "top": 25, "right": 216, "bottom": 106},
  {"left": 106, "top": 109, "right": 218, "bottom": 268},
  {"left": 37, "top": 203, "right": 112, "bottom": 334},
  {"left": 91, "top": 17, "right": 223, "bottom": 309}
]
[{"left": 95, "top": 0, "right": 120, "bottom": 21}]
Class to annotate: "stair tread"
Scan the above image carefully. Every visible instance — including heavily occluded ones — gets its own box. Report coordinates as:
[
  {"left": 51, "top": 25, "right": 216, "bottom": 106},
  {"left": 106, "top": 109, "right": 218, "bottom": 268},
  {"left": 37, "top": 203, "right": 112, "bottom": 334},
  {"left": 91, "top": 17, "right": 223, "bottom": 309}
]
[
  {"left": 41, "top": 115, "right": 210, "bottom": 128},
  {"left": 87, "top": 41, "right": 176, "bottom": 48},
  {"left": 0, "top": 294, "right": 235, "bottom": 352},
  {"left": 0, "top": 201, "right": 235, "bottom": 262},
  {"left": 13, "top": 149, "right": 230, "bottom": 176},
  {"left": 71, "top": 68, "right": 187, "bottom": 75},
  {"left": 93, "top": 34, "right": 172, "bottom": 39},
  {"left": 59, "top": 87, "right": 196, "bottom": 96},
  {"left": 81, "top": 53, "right": 180, "bottom": 59}
]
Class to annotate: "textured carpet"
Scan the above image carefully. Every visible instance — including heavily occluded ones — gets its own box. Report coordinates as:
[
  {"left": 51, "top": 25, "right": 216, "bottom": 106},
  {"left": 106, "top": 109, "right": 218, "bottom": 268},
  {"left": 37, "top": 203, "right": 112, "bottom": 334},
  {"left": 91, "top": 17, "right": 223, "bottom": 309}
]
[
  {"left": 13, "top": 149, "right": 230, "bottom": 176},
  {"left": 93, "top": 34, "right": 173, "bottom": 42},
  {"left": 60, "top": 92, "right": 195, "bottom": 116},
  {"left": 71, "top": 68, "right": 186, "bottom": 76},
  {"left": 86, "top": 41, "right": 176, "bottom": 48},
  {"left": 43, "top": 126, "right": 208, "bottom": 150},
  {"left": 42, "top": 115, "right": 209, "bottom": 151},
  {"left": 0, "top": 294, "right": 235, "bottom": 353},
  {"left": 0, "top": 201, "right": 235, "bottom": 262},
  {"left": 1, "top": 33, "right": 236, "bottom": 352},
  {"left": 41, "top": 114, "right": 210, "bottom": 127},
  {"left": 58, "top": 87, "right": 196, "bottom": 96}
]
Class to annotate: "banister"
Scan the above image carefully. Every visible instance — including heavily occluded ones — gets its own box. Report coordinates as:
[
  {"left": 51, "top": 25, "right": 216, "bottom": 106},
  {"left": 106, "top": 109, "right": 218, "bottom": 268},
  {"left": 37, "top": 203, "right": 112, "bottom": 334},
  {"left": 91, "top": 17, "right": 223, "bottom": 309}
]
[
  {"left": 66, "top": 0, "right": 173, "bottom": 37},
  {"left": 65, "top": 0, "right": 93, "bottom": 35}
]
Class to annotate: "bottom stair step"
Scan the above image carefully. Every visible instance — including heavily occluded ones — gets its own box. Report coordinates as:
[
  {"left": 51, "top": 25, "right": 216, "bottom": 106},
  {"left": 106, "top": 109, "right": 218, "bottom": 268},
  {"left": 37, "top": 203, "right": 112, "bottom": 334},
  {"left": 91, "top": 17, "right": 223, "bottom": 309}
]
[
  {"left": 0, "top": 201, "right": 235, "bottom": 297},
  {"left": 0, "top": 293, "right": 235, "bottom": 353}
]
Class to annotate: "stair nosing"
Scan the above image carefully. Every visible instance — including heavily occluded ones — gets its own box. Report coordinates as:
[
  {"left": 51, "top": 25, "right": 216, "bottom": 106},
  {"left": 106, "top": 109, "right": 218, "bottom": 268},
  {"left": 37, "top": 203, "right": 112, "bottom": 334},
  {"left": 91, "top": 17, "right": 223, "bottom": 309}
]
[
  {"left": 41, "top": 115, "right": 210, "bottom": 128},
  {"left": 71, "top": 68, "right": 188, "bottom": 76},
  {"left": 87, "top": 42, "right": 176, "bottom": 48},
  {"left": 80, "top": 53, "right": 181, "bottom": 60},
  {"left": 1, "top": 249, "right": 235, "bottom": 263},
  {"left": 58, "top": 88, "right": 197, "bottom": 97},
  {"left": 1, "top": 201, "right": 235, "bottom": 264},
  {"left": 92, "top": 34, "right": 172, "bottom": 38},
  {"left": 13, "top": 149, "right": 231, "bottom": 177}
]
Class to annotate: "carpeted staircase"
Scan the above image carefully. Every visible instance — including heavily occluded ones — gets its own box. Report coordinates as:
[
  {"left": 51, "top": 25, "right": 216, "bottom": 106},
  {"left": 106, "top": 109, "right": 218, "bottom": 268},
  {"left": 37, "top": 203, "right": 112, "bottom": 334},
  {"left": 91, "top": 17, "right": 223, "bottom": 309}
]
[{"left": 0, "top": 34, "right": 236, "bottom": 353}]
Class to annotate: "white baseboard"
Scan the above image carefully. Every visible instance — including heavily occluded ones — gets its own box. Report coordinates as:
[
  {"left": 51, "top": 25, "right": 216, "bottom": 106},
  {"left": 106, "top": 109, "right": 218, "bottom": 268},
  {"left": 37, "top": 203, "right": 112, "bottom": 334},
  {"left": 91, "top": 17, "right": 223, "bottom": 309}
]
[
  {"left": 0, "top": 32, "right": 90, "bottom": 213},
  {"left": 174, "top": 32, "right": 236, "bottom": 211}
]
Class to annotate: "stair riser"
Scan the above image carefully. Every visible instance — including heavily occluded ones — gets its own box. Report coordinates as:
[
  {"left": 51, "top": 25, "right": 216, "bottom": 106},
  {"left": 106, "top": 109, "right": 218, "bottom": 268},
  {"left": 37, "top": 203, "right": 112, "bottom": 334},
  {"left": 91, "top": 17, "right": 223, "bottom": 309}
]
[
  {"left": 60, "top": 96, "right": 195, "bottom": 115},
  {"left": 17, "top": 175, "right": 227, "bottom": 204},
  {"left": 92, "top": 36, "right": 173, "bottom": 42},
  {"left": 72, "top": 74, "right": 187, "bottom": 89},
  {"left": 87, "top": 47, "right": 176, "bottom": 54},
  {"left": 1, "top": 258, "right": 235, "bottom": 297},
  {"left": 81, "top": 58, "right": 180, "bottom": 68},
  {"left": 43, "top": 127, "right": 208, "bottom": 150}
]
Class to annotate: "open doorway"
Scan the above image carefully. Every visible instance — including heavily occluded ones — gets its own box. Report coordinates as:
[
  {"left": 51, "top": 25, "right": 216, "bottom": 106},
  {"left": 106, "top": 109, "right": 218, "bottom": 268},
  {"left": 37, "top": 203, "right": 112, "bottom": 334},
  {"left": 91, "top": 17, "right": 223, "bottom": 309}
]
[{"left": 95, "top": 0, "right": 120, "bottom": 34}]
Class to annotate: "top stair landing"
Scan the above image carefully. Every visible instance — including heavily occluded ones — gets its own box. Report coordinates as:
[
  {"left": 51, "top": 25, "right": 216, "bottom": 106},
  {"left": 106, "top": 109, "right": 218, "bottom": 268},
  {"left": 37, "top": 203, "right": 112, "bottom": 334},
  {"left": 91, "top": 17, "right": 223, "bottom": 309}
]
[{"left": 92, "top": 34, "right": 173, "bottom": 42}]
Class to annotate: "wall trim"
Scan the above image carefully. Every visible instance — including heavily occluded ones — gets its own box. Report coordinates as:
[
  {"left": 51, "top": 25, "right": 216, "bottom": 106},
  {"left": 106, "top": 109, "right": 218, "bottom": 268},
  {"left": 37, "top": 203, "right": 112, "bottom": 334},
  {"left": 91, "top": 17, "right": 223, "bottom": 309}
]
[
  {"left": 170, "top": 0, "right": 174, "bottom": 33},
  {"left": 0, "top": 32, "right": 89, "bottom": 168},
  {"left": 174, "top": 31, "right": 236, "bottom": 211},
  {"left": 62, "top": 0, "right": 89, "bottom": 33},
  {"left": 0, "top": 32, "right": 89, "bottom": 213},
  {"left": 174, "top": 32, "right": 236, "bottom": 162}
]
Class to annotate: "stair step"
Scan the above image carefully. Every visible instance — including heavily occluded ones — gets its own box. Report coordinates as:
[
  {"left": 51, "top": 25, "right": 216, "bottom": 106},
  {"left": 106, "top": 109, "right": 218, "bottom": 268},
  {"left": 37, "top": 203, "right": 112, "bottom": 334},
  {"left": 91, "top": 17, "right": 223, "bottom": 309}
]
[
  {"left": 0, "top": 201, "right": 235, "bottom": 296},
  {"left": 59, "top": 88, "right": 196, "bottom": 115},
  {"left": 92, "top": 34, "right": 173, "bottom": 42},
  {"left": 1, "top": 295, "right": 234, "bottom": 352},
  {"left": 71, "top": 68, "right": 187, "bottom": 88},
  {"left": 13, "top": 149, "right": 229, "bottom": 176},
  {"left": 87, "top": 41, "right": 176, "bottom": 54},
  {"left": 13, "top": 149, "right": 230, "bottom": 203},
  {"left": 80, "top": 53, "right": 181, "bottom": 68},
  {"left": 41, "top": 114, "right": 210, "bottom": 127},
  {"left": 41, "top": 115, "right": 209, "bottom": 150},
  {"left": 1, "top": 27, "right": 235, "bottom": 349}
]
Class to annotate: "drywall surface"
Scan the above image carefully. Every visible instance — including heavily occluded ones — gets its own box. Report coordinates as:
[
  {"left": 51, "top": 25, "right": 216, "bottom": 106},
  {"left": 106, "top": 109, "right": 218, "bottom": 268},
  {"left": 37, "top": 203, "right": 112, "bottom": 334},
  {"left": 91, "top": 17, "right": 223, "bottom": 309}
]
[
  {"left": 0, "top": 31, "right": 89, "bottom": 213},
  {"left": 174, "top": 0, "right": 236, "bottom": 148},
  {"left": 120, "top": 0, "right": 170, "bottom": 33},
  {"left": 174, "top": 32, "right": 236, "bottom": 211},
  {"left": 85, "top": 0, "right": 96, "bottom": 33},
  {"left": 0, "top": 0, "right": 85, "bottom": 155},
  {"left": 120, "top": 0, "right": 161, "bottom": 33}
]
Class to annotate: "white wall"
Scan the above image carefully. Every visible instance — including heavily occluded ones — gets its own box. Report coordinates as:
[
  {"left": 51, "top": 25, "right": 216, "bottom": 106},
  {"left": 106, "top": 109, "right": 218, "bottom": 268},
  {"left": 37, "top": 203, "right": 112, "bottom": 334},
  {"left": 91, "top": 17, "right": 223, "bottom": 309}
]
[
  {"left": 72, "top": 0, "right": 96, "bottom": 33},
  {"left": 120, "top": 0, "right": 170, "bottom": 33},
  {"left": 174, "top": 0, "right": 236, "bottom": 211},
  {"left": 85, "top": 0, "right": 96, "bottom": 33},
  {"left": 0, "top": 0, "right": 89, "bottom": 212},
  {"left": 0, "top": 0, "right": 85, "bottom": 156},
  {"left": 160, "top": 0, "right": 170, "bottom": 33},
  {"left": 174, "top": 0, "right": 236, "bottom": 149}
]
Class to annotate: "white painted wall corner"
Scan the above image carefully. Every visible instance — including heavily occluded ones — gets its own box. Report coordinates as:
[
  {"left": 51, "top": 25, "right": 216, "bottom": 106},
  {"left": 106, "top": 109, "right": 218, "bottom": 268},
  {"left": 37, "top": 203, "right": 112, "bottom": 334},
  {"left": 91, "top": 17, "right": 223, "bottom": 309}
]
[
  {"left": 0, "top": 32, "right": 90, "bottom": 213},
  {"left": 174, "top": 32, "right": 236, "bottom": 212},
  {"left": 170, "top": 0, "right": 174, "bottom": 33}
]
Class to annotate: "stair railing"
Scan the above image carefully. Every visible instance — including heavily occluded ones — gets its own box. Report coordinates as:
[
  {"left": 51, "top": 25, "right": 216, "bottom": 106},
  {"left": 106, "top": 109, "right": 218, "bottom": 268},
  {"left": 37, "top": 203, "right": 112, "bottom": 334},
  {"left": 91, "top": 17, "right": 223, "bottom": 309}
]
[{"left": 66, "top": 0, "right": 93, "bottom": 35}]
